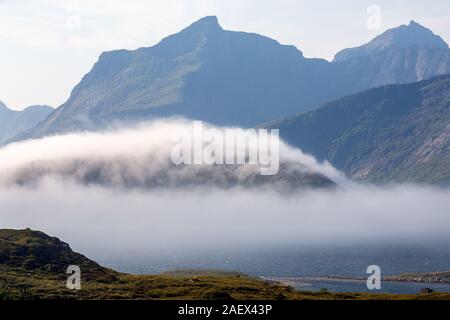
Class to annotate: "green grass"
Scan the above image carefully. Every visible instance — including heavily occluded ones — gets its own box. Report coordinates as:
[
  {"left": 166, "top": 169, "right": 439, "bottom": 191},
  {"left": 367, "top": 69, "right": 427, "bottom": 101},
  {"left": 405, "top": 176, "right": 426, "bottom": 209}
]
[{"left": 1, "top": 266, "right": 450, "bottom": 300}]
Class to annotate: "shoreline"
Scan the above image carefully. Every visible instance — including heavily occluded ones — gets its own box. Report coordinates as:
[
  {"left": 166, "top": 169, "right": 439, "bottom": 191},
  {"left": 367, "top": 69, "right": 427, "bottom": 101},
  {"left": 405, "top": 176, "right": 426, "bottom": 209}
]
[
  {"left": 264, "top": 275, "right": 450, "bottom": 295},
  {"left": 264, "top": 271, "right": 450, "bottom": 285}
]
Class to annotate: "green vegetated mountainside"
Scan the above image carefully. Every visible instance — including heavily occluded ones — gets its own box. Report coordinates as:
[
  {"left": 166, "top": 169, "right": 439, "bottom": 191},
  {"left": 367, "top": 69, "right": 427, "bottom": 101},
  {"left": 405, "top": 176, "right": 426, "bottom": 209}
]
[
  {"left": 269, "top": 75, "right": 450, "bottom": 184},
  {"left": 1, "top": 229, "right": 448, "bottom": 300}
]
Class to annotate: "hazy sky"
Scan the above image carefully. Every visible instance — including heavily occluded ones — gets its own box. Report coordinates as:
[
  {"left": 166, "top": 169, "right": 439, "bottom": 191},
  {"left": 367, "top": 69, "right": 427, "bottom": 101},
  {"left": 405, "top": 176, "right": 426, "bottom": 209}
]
[{"left": 1, "top": 0, "right": 449, "bottom": 110}]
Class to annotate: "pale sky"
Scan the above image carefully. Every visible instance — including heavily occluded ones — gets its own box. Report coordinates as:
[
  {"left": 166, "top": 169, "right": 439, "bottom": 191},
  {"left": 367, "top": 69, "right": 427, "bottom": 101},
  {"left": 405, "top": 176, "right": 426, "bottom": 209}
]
[{"left": 1, "top": 0, "right": 449, "bottom": 110}]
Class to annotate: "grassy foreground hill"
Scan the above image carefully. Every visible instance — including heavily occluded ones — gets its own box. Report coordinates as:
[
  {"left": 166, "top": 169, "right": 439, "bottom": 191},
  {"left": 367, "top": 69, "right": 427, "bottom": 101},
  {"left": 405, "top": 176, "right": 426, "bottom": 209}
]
[{"left": 1, "top": 229, "right": 449, "bottom": 300}]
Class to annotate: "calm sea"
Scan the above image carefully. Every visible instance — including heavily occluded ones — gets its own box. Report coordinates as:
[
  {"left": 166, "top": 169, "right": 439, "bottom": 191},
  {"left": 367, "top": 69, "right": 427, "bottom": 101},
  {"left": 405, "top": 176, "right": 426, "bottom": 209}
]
[{"left": 93, "top": 243, "right": 450, "bottom": 294}]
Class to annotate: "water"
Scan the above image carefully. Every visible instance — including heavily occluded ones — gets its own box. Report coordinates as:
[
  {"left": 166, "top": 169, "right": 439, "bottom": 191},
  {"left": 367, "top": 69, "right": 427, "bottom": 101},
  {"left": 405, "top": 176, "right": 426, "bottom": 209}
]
[
  {"left": 266, "top": 277, "right": 450, "bottom": 294},
  {"left": 92, "top": 243, "right": 450, "bottom": 294}
]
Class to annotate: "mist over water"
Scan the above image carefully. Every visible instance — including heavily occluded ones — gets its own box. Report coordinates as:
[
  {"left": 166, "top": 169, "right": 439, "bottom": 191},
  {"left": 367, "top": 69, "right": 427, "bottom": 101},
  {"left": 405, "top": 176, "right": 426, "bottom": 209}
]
[
  {"left": 0, "top": 120, "right": 449, "bottom": 275},
  {"left": 1, "top": 182, "right": 450, "bottom": 252},
  {"left": 0, "top": 120, "right": 344, "bottom": 191}
]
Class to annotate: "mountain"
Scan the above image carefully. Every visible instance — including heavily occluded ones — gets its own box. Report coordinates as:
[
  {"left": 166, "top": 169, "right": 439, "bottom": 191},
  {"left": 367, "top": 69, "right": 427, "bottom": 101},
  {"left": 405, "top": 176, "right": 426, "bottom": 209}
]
[
  {"left": 3, "top": 105, "right": 54, "bottom": 142},
  {"left": 12, "top": 17, "right": 450, "bottom": 142},
  {"left": 0, "top": 102, "right": 53, "bottom": 145},
  {"left": 267, "top": 75, "right": 450, "bottom": 184},
  {"left": 0, "top": 228, "right": 117, "bottom": 282},
  {"left": 334, "top": 21, "right": 450, "bottom": 91},
  {"left": 17, "top": 16, "right": 343, "bottom": 139},
  {"left": 0, "top": 102, "right": 16, "bottom": 142},
  {"left": 1, "top": 127, "right": 337, "bottom": 191},
  {"left": 5, "top": 160, "right": 336, "bottom": 191}
]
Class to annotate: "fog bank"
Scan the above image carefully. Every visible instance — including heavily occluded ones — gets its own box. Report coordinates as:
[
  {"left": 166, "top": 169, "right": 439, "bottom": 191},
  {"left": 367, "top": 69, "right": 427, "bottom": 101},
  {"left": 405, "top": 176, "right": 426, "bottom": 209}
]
[
  {"left": 0, "top": 120, "right": 344, "bottom": 191},
  {"left": 1, "top": 181, "right": 450, "bottom": 255},
  {"left": 0, "top": 120, "right": 449, "bottom": 259}
]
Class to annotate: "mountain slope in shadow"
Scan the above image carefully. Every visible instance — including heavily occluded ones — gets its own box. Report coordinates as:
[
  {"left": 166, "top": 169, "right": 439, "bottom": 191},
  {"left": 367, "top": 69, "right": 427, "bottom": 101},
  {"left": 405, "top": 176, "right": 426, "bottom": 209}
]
[{"left": 268, "top": 75, "right": 450, "bottom": 184}]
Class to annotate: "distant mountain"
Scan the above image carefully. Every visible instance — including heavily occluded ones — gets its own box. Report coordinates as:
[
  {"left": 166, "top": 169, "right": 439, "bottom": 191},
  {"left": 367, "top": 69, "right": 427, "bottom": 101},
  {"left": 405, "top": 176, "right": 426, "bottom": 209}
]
[
  {"left": 0, "top": 102, "right": 16, "bottom": 141},
  {"left": 17, "top": 16, "right": 343, "bottom": 139},
  {"left": 334, "top": 21, "right": 450, "bottom": 91},
  {"left": 13, "top": 17, "right": 450, "bottom": 142},
  {"left": 0, "top": 102, "right": 53, "bottom": 145},
  {"left": 268, "top": 75, "right": 450, "bottom": 184}
]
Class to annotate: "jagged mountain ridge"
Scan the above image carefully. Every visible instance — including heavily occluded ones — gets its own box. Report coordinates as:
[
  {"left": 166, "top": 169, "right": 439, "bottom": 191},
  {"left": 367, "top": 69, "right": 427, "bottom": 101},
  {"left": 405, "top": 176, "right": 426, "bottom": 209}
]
[
  {"left": 334, "top": 20, "right": 450, "bottom": 90},
  {"left": 14, "top": 17, "right": 450, "bottom": 142},
  {"left": 18, "top": 16, "right": 342, "bottom": 137}
]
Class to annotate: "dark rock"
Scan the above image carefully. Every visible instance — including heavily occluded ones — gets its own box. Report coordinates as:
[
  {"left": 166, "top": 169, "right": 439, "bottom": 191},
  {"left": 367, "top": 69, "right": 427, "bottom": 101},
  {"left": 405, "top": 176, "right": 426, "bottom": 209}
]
[{"left": 419, "top": 288, "right": 434, "bottom": 294}]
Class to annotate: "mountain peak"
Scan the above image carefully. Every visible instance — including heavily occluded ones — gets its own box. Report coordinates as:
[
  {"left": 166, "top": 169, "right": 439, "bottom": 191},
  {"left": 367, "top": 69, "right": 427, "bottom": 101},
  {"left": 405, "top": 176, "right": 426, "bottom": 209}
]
[
  {"left": 376, "top": 20, "right": 449, "bottom": 49},
  {"left": 334, "top": 21, "right": 449, "bottom": 62},
  {"left": 182, "top": 15, "right": 222, "bottom": 33},
  {"left": 140, "top": 15, "right": 223, "bottom": 59},
  {"left": 192, "top": 15, "right": 220, "bottom": 27},
  {"left": 408, "top": 20, "right": 422, "bottom": 27}
]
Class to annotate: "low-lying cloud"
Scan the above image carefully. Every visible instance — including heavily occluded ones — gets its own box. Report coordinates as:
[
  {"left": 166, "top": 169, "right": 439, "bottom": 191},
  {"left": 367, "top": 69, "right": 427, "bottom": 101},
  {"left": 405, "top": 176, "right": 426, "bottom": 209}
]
[
  {"left": 1, "top": 182, "right": 450, "bottom": 253},
  {"left": 0, "top": 120, "right": 343, "bottom": 191},
  {"left": 0, "top": 120, "right": 449, "bottom": 265}
]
